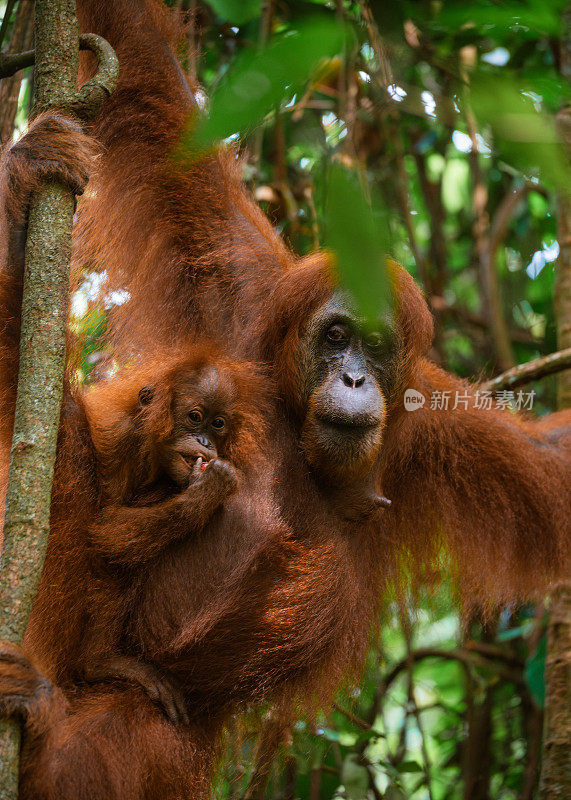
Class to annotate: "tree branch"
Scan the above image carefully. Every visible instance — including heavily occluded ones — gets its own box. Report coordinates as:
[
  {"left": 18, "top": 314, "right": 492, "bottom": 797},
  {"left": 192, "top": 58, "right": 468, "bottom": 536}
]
[
  {"left": 539, "top": 583, "right": 571, "bottom": 800},
  {"left": 0, "top": 35, "right": 118, "bottom": 113},
  {"left": 483, "top": 347, "right": 571, "bottom": 392},
  {"left": 0, "top": 49, "right": 34, "bottom": 79}
]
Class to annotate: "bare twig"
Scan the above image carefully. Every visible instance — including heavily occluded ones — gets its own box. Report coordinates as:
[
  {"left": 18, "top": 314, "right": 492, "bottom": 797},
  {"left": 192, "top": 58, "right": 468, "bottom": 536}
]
[
  {"left": 483, "top": 347, "right": 571, "bottom": 391},
  {"left": 0, "top": 48, "right": 34, "bottom": 78},
  {"left": 489, "top": 184, "right": 548, "bottom": 262},
  {"left": 464, "top": 640, "right": 523, "bottom": 668},
  {"left": 394, "top": 133, "right": 430, "bottom": 289},
  {"left": 411, "top": 139, "right": 448, "bottom": 295},
  {"left": 431, "top": 296, "right": 544, "bottom": 346},
  {"left": 520, "top": 700, "right": 543, "bottom": 800},
  {"left": 359, "top": 2, "right": 393, "bottom": 88},
  {"left": 332, "top": 702, "right": 372, "bottom": 731},
  {"left": 250, "top": 0, "right": 273, "bottom": 170},
  {"left": 400, "top": 609, "right": 434, "bottom": 800},
  {"left": 464, "top": 75, "right": 518, "bottom": 371},
  {"left": 381, "top": 647, "right": 524, "bottom": 692}
]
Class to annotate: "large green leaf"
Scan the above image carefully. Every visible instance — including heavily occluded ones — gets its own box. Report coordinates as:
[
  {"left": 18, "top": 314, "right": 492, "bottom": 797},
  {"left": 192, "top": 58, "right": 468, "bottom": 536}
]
[
  {"left": 323, "top": 163, "right": 392, "bottom": 323},
  {"left": 525, "top": 635, "right": 546, "bottom": 707},
  {"left": 470, "top": 73, "right": 571, "bottom": 196},
  {"left": 182, "top": 17, "right": 346, "bottom": 155},
  {"left": 434, "top": 0, "right": 565, "bottom": 36}
]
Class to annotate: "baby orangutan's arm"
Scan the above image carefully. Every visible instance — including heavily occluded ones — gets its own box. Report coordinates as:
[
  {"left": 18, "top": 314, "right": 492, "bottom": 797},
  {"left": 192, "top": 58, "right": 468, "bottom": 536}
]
[{"left": 90, "top": 457, "right": 238, "bottom": 565}]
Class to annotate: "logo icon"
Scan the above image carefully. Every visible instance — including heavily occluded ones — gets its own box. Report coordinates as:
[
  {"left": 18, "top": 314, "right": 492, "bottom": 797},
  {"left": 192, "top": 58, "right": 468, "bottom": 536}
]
[{"left": 404, "top": 389, "right": 426, "bottom": 411}]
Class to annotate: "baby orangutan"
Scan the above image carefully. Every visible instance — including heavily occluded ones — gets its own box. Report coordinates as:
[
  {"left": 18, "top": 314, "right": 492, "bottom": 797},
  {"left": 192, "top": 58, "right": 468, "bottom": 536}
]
[{"left": 81, "top": 346, "right": 267, "bottom": 723}]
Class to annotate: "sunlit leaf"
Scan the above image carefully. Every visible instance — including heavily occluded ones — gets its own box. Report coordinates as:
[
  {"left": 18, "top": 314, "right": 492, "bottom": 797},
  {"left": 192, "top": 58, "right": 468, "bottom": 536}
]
[
  {"left": 442, "top": 159, "right": 471, "bottom": 213},
  {"left": 527, "top": 191, "right": 548, "bottom": 219},
  {"left": 323, "top": 163, "right": 391, "bottom": 323}
]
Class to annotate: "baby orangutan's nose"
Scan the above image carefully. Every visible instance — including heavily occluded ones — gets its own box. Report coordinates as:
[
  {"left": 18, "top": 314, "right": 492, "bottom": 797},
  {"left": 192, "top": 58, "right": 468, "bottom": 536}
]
[{"left": 195, "top": 434, "right": 211, "bottom": 449}]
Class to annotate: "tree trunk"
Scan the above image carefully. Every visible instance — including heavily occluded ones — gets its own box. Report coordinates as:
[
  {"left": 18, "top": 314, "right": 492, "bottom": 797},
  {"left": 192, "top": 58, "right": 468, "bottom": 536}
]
[
  {"left": 539, "top": 10, "right": 571, "bottom": 798},
  {"left": 0, "top": 1, "right": 80, "bottom": 796},
  {"left": 540, "top": 584, "right": 571, "bottom": 800},
  {"left": 554, "top": 105, "right": 571, "bottom": 409}
]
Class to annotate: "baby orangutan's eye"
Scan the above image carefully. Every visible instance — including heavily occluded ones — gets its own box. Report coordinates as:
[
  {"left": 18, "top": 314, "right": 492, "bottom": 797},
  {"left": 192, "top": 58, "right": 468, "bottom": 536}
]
[
  {"left": 188, "top": 410, "right": 203, "bottom": 423},
  {"left": 211, "top": 417, "right": 225, "bottom": 430}
]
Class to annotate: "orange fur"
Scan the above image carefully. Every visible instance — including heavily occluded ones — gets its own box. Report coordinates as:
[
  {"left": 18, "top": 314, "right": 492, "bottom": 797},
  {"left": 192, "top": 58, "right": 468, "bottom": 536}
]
[
  {"left": 0, "top": 1, "right": 567, "bottom": 797},
  {"left": 0, "top": 100, "right": 384, "bottom": 799}
]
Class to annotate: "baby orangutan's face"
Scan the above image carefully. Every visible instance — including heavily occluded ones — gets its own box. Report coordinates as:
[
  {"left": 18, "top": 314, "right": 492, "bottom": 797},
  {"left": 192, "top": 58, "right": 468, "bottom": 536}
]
[{"left": 139, "top": 365, "right": 237, "bottom": 487}]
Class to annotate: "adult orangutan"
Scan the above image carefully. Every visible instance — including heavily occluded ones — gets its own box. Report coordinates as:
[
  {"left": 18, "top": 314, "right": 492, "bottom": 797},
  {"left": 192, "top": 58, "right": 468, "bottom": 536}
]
[{"left": 0, "top": 1, "right": 568, "bottom": 798}]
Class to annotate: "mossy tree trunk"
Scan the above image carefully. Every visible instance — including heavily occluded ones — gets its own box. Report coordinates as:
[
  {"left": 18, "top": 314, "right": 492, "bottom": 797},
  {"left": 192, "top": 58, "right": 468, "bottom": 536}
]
[
  {"left": 0, "top": 1, "right": 80, "bottom": 797},
  {"left": 539, "top": 9, "right": 571, "bottom": 799}
]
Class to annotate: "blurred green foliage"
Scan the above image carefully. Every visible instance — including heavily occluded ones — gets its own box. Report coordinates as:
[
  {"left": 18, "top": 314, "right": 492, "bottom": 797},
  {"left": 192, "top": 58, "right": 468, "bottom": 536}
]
[
  {"left": 212, "top": 587, "right": 547, "bottom": 800},
  {"left": 183, "top": 17, "right": 347, "bottom": 152}
]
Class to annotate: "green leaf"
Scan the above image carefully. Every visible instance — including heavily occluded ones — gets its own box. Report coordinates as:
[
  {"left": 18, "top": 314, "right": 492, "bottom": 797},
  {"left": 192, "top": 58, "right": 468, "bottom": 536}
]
[
  {"left": 470, "top": 73, "right": 571, "bottom": 196},
  {"left": 525, "top": 635, "right": 546, "bottom": 707},
  {"left": 323, "top": 162, "right": 392, "bottom": 323},
  {"left": 182, "top": 17, "right": 347, "bottom": 155},
  {"left": 442, "top": 159, "right": 471, "bottom": 214},
  {"left": 434, "top": 0, "right": 565, "bottom": 37},
  {"left": 396, "top": 760, "right": 423, "bottom": 774},
  {"left": 204, "top": 0, "right": 262, "bottom": 25},
  {"left": 528, "top": 191, "right": 548, "bottom": 219}
]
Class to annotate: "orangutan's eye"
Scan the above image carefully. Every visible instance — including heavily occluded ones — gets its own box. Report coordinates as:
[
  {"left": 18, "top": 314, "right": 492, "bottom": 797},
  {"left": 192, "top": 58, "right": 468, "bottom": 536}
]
[
  {"left": 188, "top": 409, "right": 203, "bottom": 423},
  {"left": 326, "top": 325, "right": 349, "bottom": 347},
  {"left": 211, "top": 417, "right": 225, "bottom": 430}
]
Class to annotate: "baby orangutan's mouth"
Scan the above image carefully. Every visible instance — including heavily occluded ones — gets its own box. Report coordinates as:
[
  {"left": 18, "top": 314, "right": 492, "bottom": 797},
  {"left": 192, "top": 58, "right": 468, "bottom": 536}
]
[{"left": 191, "top": 455, "right": 211, "bottom": 477}]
